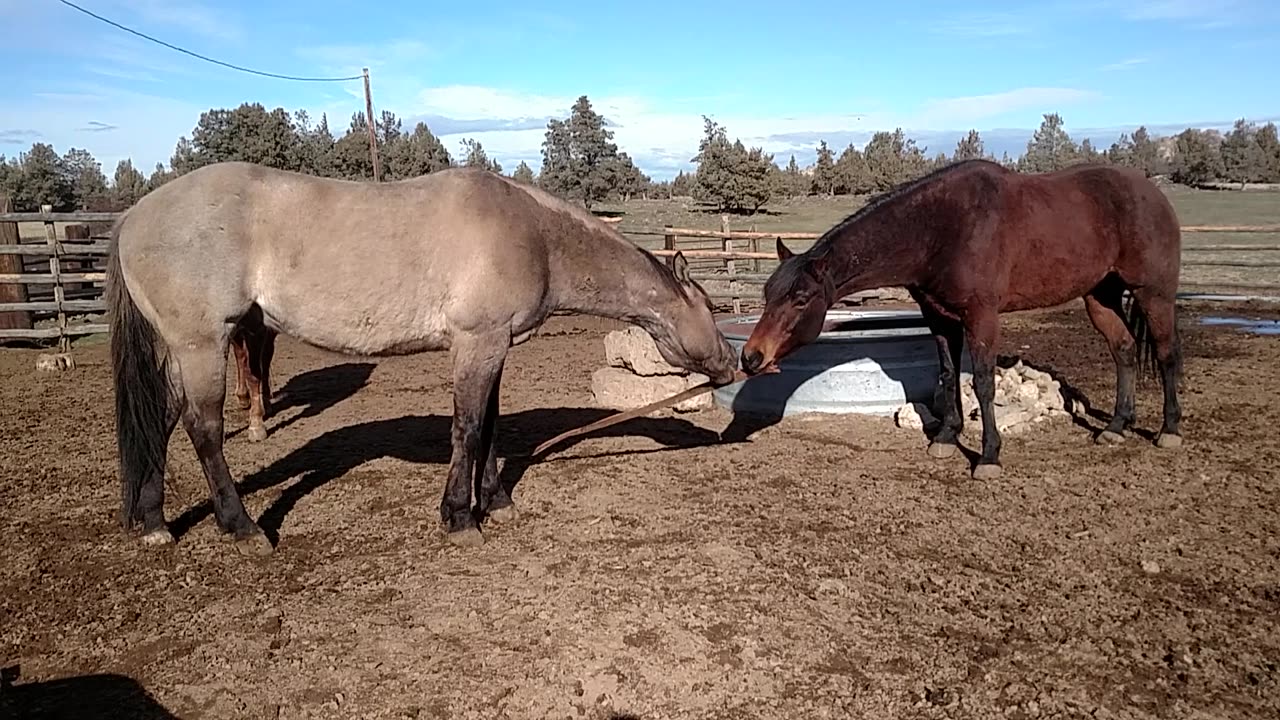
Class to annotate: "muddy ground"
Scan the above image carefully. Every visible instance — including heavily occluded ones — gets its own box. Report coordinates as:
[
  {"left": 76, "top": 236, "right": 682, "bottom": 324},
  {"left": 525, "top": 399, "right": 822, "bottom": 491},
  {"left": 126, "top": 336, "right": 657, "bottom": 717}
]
[{"left": 2, "top": 301, "right": 1278, "bottom": 720}]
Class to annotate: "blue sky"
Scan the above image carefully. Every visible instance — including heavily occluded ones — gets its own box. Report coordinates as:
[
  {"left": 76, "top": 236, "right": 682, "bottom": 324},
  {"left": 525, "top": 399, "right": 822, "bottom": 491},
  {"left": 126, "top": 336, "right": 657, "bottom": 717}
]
[{"left": 2, "top": 0, "right": 1277, "bottom": 179}]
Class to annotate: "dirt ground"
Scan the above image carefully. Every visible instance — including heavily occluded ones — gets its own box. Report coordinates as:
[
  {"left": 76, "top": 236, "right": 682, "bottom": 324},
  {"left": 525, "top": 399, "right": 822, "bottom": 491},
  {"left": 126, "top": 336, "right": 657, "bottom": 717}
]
[{"left": 2, "top": 300, "right": 1279, "bottom": 720}]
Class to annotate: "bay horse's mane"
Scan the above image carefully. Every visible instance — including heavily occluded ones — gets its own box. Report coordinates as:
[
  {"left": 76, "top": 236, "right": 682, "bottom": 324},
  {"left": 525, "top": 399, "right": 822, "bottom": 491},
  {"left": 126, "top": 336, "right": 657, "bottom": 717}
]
[{"left": 766, "top": 158, "right": 999, "bottom": 297}]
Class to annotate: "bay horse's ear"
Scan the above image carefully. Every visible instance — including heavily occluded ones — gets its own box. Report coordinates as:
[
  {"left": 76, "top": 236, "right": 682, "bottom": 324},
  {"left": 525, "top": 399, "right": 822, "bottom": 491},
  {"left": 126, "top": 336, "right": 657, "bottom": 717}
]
[
  {"left": 776, "top": 238, "right": 794, "bottom": 261},
  {"left": 670, "top": 251, "right": 692, "bottom": 283}
]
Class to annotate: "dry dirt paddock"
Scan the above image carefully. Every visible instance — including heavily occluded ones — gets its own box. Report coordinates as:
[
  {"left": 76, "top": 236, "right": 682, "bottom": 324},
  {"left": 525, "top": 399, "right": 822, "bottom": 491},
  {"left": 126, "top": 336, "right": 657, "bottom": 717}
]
[{"left": 2, "top": 300, "right": 1279, "bottom": 720}]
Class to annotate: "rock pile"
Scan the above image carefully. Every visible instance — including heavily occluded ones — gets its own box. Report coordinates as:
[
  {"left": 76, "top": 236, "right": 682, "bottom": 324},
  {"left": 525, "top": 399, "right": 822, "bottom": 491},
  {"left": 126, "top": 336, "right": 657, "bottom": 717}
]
[
  {"left": 591, "top": 326, "right": 713, "bottom": 413},
  {"left": 896, "top": 359, "right": 1084, "bottom": 435}
]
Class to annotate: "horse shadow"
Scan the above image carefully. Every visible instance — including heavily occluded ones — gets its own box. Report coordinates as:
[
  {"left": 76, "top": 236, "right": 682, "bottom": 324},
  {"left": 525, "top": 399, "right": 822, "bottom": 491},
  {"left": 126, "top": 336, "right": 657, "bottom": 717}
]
[
  {"left": 0, "top": 665, "right": 180, "bottom": 719},
  {"left": 173, "top": 407, "right": 725, "bottom": 543},
  {"left": 226, "top": 362, "right": 376, "bottom": 440}
]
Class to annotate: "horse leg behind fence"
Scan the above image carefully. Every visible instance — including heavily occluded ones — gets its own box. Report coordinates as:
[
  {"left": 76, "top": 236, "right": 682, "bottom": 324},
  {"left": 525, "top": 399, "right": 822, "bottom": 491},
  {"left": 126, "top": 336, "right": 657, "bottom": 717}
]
[{"left": 230, "top": 311, "right": 277, "bottom": 442}]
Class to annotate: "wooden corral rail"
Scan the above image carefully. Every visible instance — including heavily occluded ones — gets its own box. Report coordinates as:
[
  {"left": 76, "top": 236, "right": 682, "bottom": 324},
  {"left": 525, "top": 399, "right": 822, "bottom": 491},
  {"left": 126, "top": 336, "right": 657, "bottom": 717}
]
[
  {"left": 0, "top": 206, "right": 111, "bottom": 346},
  {"left": 624, "top": 222, "right": 1280, "bottom": 310},
  {"left": 0, "top": 209, "right": 1277, "bottom": 351}
]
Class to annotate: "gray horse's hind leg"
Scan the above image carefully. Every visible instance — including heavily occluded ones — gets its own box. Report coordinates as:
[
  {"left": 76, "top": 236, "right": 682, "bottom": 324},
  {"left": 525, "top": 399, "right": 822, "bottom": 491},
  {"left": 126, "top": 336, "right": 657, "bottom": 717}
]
[
  {"left": 173, "top": 338, "right": 273, "bottom": 555},
  {"left": 441, "top": 331, "right": 510, "bottom": 547},
  {"left": 477, "top": 366, "right": 518, "bottom": 524}
]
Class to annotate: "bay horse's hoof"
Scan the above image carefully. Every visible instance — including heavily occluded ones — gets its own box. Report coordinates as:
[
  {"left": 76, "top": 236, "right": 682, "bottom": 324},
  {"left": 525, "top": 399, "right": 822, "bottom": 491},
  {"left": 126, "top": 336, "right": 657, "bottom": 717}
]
[
  {"left": 487, "top": 503, "right": 520, "bottom": 525},
  {"left": 1096, "top": 430, "right": 1126, "bottom": 445},
  {"left": 1156, "top": 433, "right": 1183, "bottom": 450},
  {"left": 927, "top": 442, "right": 957, "bottom": 459},
  {"left": 247, "top": 424, "right": 269, "bottom": 443},
  {"left": 447, "top": 527, "right": 485, "bottom": 548},
  {"left": 972, "top": 463, "right": 1003, "bottom": 481},
  {"left": 234, "top": 530, "right": 275, "bottom": 556},
  {"left": 141, "top": 527, "right": 175, "bottom": 546}
]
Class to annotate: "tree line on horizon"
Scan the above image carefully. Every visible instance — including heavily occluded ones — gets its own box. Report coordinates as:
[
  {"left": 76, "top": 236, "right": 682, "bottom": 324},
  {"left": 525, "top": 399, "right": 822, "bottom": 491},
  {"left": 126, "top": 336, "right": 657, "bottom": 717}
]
[{"left": 1, "top": 94, "right": 1277, "bottom": 216}]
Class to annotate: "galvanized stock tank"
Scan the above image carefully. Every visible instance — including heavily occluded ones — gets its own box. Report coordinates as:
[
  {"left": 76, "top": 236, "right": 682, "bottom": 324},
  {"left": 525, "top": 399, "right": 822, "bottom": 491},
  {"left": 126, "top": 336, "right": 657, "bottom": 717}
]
[{"left": 713, "top": 309, "right": 973, "bottom": 417}]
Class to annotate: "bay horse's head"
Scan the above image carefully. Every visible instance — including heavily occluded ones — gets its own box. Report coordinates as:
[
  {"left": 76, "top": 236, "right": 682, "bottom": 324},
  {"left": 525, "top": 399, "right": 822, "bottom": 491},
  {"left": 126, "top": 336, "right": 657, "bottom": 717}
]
[
  {"left": 740, "top": 238, "right": 835, "bottom": 375},
  {"left": 648, "top": 251, "right": 739, "bottom": 386}
]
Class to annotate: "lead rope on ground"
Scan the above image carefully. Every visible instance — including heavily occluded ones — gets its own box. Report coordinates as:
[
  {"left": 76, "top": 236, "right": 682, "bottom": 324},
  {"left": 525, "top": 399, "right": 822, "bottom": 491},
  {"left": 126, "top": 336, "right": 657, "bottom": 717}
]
[{"left": 531, "top": 369, "right": 750, "bottom": 457}]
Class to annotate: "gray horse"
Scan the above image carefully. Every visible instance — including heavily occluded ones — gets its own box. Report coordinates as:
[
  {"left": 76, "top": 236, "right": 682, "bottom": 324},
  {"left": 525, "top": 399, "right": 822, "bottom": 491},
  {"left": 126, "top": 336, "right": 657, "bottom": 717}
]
[{"left": 106, "top": 161, "right": 738, "bottom": 554}]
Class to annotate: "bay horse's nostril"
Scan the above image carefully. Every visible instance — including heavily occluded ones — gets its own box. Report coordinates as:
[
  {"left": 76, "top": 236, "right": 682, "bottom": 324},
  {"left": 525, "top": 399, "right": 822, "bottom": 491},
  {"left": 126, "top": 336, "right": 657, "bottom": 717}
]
[{"left": 741, "top": 348, "right": 763, "bottom": 375}]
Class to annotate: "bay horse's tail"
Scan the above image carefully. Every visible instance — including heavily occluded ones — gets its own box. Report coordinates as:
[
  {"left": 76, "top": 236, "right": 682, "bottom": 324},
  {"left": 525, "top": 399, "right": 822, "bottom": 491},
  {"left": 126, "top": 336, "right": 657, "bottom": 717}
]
[
  {"left": 106, "top": 223, "right": 173, "bottom": 529},
  {"left": 1122, "top": 292, "right": 1163, "bottom": 382}
]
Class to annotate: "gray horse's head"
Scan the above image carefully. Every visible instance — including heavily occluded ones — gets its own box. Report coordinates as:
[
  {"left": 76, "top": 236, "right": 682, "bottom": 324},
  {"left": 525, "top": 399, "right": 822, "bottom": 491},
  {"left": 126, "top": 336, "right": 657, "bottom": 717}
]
[{"left": 646, "top": 252, "right": 738, "bottom": 386}]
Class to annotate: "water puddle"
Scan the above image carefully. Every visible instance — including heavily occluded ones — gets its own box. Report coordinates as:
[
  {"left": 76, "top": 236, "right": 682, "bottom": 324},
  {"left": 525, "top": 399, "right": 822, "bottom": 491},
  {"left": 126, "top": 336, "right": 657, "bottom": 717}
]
[{"left": 1199, "top": 316, "right": 1280, "bottom": 335}]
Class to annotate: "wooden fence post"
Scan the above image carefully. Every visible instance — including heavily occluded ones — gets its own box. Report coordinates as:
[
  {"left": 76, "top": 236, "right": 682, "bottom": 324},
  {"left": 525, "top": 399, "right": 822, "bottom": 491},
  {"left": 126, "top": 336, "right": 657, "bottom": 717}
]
[
  {"left": 0, "top": 195, "right": 32, "bottom": 332},
  {"left": 42, "top": 205, "right": 68, "bottom": 352},
  {"left": 663, "top": 225, "right": 676, "bottom": 252},
  {"left": 721, "top": 215, "right": 740, "bottom": 314}
]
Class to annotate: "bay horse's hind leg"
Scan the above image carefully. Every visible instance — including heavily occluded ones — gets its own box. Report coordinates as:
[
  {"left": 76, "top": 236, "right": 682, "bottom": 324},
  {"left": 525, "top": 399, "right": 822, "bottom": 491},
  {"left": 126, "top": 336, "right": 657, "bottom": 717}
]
[
  {"left": 1083, "top": 275, "right": 1138, "bottom": 445},
  {"left": 231, "top": 330, "right": 252, "bottom": 410},
  {"left": 231, "top": 309, "right": 277, "bottom": 443},
  {"left": 1128, "top": 287, "right": 1183, "bottom": 449},
  {"left": 441, "top": 331, "right": 510, "bottom": 547},
  {"left": 174, "top": 336, "right": 273, "bottom": 555}
]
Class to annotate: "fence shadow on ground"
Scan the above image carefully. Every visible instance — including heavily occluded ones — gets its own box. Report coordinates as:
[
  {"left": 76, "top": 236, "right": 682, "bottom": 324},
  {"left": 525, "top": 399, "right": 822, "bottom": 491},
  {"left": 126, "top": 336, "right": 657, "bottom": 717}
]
[
  {"left": 0, "top": 666, "right": 180, "bottom": 720},
  {"left": 173, "top": 406, "right": 730, "bottom": 544}
]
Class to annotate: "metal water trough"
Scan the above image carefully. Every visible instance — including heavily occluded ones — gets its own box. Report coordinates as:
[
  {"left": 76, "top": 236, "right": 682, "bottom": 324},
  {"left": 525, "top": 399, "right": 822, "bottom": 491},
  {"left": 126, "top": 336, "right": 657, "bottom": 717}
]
[{"left": 714, "top": 309, "right": 973, "bottom": 417}]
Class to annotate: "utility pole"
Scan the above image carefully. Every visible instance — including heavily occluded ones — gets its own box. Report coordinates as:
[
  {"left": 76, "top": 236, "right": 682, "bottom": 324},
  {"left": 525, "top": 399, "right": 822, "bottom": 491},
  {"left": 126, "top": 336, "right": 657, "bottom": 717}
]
[{"left": 363, "top": 67, "right": 382, "bottom": 182}]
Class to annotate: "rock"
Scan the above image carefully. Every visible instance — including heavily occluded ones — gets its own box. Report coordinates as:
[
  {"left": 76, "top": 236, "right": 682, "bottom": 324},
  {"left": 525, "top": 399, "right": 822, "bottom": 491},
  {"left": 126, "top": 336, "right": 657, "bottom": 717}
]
[
  {"left": 603, "top": 326, "right": 685, "bottom": 376},
  {"left": 35, "top": 353, "right": 75, "bottom": 372},
  {"left": 591, "top": 367, "right": 711, "bottom": 413},
  {"left": 894, "top": 402, "right": 936, "bottom": 430},
  {"left": 1141, "top": 559, "right": 1161, "bottom": 575},
  {"left": 994, "top": 406, "right": 1032, "bottom": 431},
  {"left": 1017, "top": 380, "right": 1040, "bottom": 403}
]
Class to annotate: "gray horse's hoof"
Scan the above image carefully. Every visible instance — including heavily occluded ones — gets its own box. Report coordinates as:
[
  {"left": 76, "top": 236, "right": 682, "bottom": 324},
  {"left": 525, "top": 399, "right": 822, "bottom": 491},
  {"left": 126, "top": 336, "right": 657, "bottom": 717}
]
[
  {"left": 234, "top": 530, "right": 275, "bottom": 556},
  {"left": 972, "top": 463, "right": 1003, "bottom": 481},
  {"left": 236, "top": 395, "right": 252, "bottom": 410},
  {"left": 1096, "top": 430, "right": 1125, "bottom": 445},
  {"left": 447, "top": 527, "right": 485, "bottom": 548},
  {"left": 1156, "top": 433, "right": 1183, "bottom": 449},
  {"left": 141, "top": 527, "right": 175, "bottom": 546},
  {"left": 487, "top": 504, "right": 520, "bottom": 525},
  {"left": 927, "top": 442, "right": 957, "bottom": 459},
  {"left": 247, "top": 424, "right": 268, "bottom": 443}
]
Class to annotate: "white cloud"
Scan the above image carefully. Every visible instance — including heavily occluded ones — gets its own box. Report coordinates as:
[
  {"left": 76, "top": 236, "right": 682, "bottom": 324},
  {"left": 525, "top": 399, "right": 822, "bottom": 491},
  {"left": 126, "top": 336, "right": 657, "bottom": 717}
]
[
  {"left": 1102, "top": 57, "right": 1150, "bottom": 71},
  {"left": 108, "top": 0, "right": 244, "bottom": 42}
]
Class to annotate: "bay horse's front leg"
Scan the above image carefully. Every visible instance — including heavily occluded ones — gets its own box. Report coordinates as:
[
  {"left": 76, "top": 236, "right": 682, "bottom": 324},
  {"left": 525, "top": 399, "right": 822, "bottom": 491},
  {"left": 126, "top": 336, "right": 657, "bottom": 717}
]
[
  {"left": 964, "top": 307, "right": 1003, "bottom": 480},
  {"left": 231, "top": 331, "right": 252, "bottom": 410},
  {"left": 916, "top": 301, "right": 966, "bottom": 459},
  {"left": 441, "top": 332, "right": 510, "bottom": 547}
]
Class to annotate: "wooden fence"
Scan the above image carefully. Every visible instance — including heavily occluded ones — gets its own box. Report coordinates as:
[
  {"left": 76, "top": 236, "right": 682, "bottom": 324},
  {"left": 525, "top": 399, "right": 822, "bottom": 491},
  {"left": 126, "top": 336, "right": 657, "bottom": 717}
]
[{"left": 1, "top": 208, "right": 1278, "bottom": 350}]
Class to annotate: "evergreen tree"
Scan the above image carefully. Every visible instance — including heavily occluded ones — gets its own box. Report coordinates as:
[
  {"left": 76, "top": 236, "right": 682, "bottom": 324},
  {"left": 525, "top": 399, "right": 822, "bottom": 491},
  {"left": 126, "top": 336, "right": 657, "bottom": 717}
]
[
  {"left": 1019, "top": 113, "right": 1079, "bottom": 173},
  {"left": 512, "top": 161, "right": 536, "bottom": 184},
  {"left": 1169, "top": 128, "right": 1222, "bottom": 186},
  {"left": 111, "top": 159, "right": 148, "bottom": 207},
  {"left": 1221, "top": 119, "right": 1266, "bottom": 188},
  {"left": 810, "top": 141, "right": 836, "bottom": 196},
  {"left": 953, "top": 130, "right": 985, "bottom": 161}
]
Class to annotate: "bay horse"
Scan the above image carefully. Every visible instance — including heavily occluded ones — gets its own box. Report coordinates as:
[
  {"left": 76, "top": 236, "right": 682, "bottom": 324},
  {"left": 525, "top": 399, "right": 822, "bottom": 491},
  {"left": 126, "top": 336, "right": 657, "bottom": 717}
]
[
  {"left": 106, "top": 161, "right": 738, "bottom": 554},
  {"left": 740, "top": 159, "right": 1184, "bottom": 480},
  {"left": 230, "top": 319, "right": 276, "bottom": 442}
]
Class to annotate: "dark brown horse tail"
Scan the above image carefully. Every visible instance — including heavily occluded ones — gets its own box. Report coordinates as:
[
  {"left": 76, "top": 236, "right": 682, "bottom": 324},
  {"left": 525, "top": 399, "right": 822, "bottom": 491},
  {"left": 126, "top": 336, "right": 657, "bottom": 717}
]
[
  {"left": 107, "top": 223, "right": 172, "bottom": 529},
  {"left": 1122, "top": 292, "right": 1161, "bottom": 382}
]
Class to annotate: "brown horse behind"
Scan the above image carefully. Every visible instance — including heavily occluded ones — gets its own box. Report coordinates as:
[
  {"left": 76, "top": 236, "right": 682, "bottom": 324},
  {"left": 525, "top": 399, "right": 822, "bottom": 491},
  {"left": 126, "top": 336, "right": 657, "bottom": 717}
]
[{"left": 741, "top": 159, "right": 1184, "bottom": 479}]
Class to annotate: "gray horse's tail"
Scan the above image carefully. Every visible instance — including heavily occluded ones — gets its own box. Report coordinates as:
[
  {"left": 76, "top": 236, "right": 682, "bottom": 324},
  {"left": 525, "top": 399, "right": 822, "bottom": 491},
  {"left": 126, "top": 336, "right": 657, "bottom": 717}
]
[{"left": 106, "top": 223, "right": 172, "bottom": 529}]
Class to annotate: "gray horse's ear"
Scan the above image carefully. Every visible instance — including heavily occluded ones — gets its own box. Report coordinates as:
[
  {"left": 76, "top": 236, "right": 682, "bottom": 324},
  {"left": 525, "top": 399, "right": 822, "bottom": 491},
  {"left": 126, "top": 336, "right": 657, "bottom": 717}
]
[
  {"left": 776, "top": 238, "right": 794, "bottom": 261},
  {"left": 670, "top": 251, "right": 691, "bottom": 283}
]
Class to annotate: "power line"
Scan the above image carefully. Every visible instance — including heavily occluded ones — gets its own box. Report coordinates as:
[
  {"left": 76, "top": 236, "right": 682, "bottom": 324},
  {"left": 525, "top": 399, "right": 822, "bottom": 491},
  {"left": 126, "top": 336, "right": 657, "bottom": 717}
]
[{"left": 56, "top": 0, "right": 364, "bottom": 82}]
